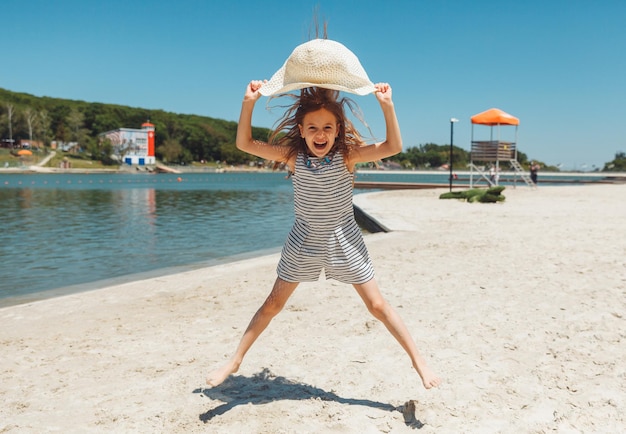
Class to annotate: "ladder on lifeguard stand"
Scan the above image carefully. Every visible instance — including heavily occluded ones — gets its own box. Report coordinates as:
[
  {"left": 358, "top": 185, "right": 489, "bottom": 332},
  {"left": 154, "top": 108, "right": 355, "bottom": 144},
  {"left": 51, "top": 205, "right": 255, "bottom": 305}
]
[{"left": 509, "top": 160, "right": 536, "bottom": 187}]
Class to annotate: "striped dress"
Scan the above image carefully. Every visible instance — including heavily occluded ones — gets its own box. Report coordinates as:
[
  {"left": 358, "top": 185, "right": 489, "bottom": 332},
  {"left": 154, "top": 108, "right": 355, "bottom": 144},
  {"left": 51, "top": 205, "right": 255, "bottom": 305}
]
[{"left": 277, "top": 151, "right": 375, "bottom": 284}]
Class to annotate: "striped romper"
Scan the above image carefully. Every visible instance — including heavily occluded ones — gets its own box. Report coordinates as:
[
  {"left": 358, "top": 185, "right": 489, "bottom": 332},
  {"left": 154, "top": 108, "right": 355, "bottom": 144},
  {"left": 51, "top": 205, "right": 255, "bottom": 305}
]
[{"left": 277, "top": 150, "right": 375, "bottom": 284}]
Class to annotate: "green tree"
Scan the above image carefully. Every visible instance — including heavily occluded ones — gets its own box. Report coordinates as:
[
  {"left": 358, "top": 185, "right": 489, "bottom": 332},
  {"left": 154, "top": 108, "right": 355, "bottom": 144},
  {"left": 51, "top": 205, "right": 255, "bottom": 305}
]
[
  {"left": 50, "top": 105, "right": 71, "bottom": 142},
  {"left": 5, "top": 103, "right": 15, "bottom": 146},
  {"left": 88, "top": 137, "right": 116, "bottom": 165},
  {"left": 390, "top": 143, "right": 470, "bottom": 169},
  {"left": 37, "top": 110, "right": 51, "bottom": 146},
  {"left": 603, "top": 152, "right": 626, "bottom": 171},
  {"left": 91, "top": 111, "right": 120, "bottom": 134},
  {"left": 219, "top": 141, "right": 251, "bottom": 165},
  {"left": 23, "top": 107, "right": 36, "bottom": 141},
  {"left": 156, "top": 138, "right": 185, "bottom": 163},
  {"left": 67, "top": 108, "right": 85, "bottom": 142}
]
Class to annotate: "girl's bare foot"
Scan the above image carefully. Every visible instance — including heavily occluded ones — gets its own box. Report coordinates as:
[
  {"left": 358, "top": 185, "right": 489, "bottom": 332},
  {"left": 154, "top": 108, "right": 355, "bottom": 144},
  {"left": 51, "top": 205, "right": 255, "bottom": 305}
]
[
  {"left": 206, "top": 360, "right": 239, "bottom": 388},
  {"left": 415, "top": 364, "right": 442, "bottom": 389}
]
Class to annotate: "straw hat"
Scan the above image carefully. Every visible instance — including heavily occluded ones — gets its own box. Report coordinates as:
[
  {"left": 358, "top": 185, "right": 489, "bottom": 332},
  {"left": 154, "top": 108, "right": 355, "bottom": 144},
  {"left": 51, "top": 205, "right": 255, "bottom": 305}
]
[{"left": 259, "top": 39, "right": 376, "bottom": 96}]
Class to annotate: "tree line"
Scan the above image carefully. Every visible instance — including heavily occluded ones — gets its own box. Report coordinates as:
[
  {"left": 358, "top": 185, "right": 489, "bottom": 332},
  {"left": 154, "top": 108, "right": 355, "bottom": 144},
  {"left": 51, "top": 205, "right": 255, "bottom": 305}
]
[
  {"left": 2, "top": 87, "right": 623, "bottom": 171},
  {"left": 391, "top": 143, "right": 530, "bottom": 171}
]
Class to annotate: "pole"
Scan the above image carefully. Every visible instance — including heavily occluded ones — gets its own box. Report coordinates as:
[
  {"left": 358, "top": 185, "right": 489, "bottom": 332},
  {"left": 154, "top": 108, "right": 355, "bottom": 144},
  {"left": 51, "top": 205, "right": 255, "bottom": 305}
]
[
  {"left": 449, "top": 122, "right": 453, "bottom": 192},
  {"left": 449, "top": 118, "right": 458, "bottom": 192}
]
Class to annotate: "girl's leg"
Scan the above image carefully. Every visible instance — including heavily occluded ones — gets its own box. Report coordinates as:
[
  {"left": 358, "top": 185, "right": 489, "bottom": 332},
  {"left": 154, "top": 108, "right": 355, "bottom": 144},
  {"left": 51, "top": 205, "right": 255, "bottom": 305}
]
[
  {"left": 353, "top": 278, "right": 441, "bottom": 389},
  {"left": 206, "top": 277, "right": 298, "bottom": 387}
]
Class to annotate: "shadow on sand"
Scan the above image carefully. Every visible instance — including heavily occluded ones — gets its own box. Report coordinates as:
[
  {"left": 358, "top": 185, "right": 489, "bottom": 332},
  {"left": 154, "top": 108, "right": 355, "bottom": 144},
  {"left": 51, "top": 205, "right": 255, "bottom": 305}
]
[{"left": 196, "top": 368, "right": 422, "bottom": 427}]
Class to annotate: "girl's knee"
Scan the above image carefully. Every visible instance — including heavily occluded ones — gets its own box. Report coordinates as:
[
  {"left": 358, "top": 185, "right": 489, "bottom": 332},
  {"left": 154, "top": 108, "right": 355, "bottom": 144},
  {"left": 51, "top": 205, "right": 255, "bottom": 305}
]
[
  {"left": 261, "top": 278, "right": 297, "bottom": 316},
  {"left": 353, "top": 280, "right": 389, "bottom": 319},
  {"left": 367, "top": 299, "right": 389, "bottom": 320},
  {"left": 262, "top": 291, "right": 291, "bottom": 316},
  {"left": 260, "top": 297, "right": 285, "bottom": 317}
]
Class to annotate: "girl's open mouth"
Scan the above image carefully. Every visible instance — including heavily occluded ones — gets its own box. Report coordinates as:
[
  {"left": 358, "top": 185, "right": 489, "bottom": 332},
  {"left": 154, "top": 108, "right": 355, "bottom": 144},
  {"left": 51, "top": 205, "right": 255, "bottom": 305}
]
[{"left": 314, "top": 142, "right": 327, "bottom": 150}]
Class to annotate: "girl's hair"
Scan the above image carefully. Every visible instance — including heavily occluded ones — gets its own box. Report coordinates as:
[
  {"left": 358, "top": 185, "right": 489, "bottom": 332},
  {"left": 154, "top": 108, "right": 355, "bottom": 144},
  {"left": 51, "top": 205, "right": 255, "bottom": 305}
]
[{"left": 268, "top": 87, "right": 367, "bottom": 165}]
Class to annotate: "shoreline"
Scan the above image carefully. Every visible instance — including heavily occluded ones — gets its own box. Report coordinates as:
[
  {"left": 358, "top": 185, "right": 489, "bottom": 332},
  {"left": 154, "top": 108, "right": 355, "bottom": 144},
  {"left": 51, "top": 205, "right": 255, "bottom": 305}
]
[
  {"left": 1, "top": 184, "right": 625, "bottom": 432},
  {"left": 0, "top": 246, "right": 284, "bottom": 309},
  {"left": 2, "top": 164, "right": 626, "bottom": 178}
]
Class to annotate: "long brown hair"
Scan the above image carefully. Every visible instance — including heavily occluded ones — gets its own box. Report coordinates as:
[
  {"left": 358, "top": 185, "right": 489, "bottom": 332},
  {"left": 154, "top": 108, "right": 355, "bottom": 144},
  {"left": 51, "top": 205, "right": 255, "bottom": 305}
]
[{"left": 268, "top": 87, "right": 367, "bottom": 165}]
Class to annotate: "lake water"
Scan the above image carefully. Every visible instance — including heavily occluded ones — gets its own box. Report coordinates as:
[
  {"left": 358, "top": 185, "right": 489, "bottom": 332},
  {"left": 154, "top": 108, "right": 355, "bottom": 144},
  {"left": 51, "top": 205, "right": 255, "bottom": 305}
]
[
  {"left": 0, "top": 170, "right": 609, "bottom": 307},
  {"left": 0, "top": 172, "right": 298, "bottom": 307}
]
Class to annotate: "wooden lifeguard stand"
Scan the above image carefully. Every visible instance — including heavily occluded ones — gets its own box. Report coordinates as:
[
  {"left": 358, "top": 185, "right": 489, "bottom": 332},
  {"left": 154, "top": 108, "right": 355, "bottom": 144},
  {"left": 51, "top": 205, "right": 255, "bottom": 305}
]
[{"left": 469, "top": 108, "right": 533, "bottom": 187}]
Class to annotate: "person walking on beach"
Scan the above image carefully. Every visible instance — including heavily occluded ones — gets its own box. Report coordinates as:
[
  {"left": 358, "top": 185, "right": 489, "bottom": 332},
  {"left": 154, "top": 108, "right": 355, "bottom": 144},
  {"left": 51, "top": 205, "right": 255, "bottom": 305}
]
[
  {"left": 486, "top": 165, "right": 499, "bottom": 185},
  {"left": 530, "top": 161, "right": 540, "bottom": 184},
  {"left": 206, "top": 39, "right": 440, "bottom": 391}
]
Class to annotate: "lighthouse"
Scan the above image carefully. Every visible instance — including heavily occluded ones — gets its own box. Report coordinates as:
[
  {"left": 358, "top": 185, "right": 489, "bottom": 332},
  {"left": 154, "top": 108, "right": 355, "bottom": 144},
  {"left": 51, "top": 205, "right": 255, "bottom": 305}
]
[{"left": 142, "top": 121, "right": 155, "bottom": 160}]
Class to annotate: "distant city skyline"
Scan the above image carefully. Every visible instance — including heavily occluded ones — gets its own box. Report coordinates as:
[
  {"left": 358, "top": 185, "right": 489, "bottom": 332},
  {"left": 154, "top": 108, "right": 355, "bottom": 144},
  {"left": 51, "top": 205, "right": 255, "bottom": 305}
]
[{"left": 1, "top": 0, "right": 624, "bottom": 170}]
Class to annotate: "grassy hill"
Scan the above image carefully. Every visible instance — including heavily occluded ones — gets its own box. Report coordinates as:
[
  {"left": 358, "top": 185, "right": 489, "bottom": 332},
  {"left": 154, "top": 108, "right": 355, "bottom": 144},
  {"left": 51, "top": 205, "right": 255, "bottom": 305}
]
[{"left": 0, "top": 87, "right": 270, "bottom": 166}]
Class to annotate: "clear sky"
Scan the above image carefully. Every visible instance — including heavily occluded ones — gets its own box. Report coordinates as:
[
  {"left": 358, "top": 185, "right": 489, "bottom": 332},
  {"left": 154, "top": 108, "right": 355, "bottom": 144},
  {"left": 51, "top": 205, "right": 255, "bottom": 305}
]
[{"left": 2, "top": 0, "right": 624, "bottom": 170}]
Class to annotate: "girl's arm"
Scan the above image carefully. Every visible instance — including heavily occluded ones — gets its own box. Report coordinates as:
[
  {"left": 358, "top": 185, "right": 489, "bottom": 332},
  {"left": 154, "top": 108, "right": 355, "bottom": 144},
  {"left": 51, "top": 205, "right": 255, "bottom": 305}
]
[
  {"left": 347, "top": 83, "right": 403, "bottom": 170},
  {"left": 236, "top": 81, "right": 290, "bottom": 163}
]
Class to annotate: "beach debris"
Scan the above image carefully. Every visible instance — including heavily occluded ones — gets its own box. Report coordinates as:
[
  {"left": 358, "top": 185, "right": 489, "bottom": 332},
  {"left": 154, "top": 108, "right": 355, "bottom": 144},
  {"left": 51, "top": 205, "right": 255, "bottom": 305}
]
[{"left": 439, "top": 186, "right": 506, "bottom": 203}]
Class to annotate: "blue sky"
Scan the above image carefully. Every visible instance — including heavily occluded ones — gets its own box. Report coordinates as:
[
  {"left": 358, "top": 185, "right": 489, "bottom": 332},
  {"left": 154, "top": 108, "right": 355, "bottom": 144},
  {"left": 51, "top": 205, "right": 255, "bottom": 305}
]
[{"left": 2, "top": 0, "right": 624, "bottom": 170}]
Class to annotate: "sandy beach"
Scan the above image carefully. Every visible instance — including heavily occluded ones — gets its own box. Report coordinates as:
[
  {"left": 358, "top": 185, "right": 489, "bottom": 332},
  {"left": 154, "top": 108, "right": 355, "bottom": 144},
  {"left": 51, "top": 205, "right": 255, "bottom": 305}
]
[{"left": 1, "top": 183, "right": 624, "bottom": 433}]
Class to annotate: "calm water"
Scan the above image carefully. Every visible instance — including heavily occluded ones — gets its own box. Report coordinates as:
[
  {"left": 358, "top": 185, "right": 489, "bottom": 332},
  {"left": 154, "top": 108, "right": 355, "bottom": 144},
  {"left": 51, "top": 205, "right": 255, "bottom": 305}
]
[
  {"left": 0, "top": 170, "right": 608, "bottom": 307},
  {"left": 0, "top": 172, "right": 296, "bottom": 306}
]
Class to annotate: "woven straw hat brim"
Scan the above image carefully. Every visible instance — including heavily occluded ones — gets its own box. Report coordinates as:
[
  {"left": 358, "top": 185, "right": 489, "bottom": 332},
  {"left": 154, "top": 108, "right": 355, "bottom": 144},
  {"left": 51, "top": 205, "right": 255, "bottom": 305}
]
[
  {"left": 259, "top": 39, "right": 376, "bottom": 97},
  {"left": 259, "top": 78, "right": 376, "bottom": 96}
]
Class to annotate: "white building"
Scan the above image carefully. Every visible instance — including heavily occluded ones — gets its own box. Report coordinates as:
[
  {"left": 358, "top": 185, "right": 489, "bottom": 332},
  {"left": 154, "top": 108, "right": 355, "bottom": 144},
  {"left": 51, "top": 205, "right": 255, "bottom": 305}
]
[{"left": 100, "top": 122, "right": 156, "bottom": 165}]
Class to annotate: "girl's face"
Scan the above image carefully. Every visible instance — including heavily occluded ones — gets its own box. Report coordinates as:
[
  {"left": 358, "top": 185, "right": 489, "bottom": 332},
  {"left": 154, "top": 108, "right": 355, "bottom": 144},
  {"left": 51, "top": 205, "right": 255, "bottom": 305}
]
[{"left": 298, "top": 108, "right": 339, "bottom": 158}]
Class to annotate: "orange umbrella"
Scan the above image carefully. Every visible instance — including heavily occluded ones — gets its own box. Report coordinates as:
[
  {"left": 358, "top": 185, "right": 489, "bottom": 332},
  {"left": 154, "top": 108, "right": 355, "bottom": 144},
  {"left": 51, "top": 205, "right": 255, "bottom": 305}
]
[{"left": 17, "top": 149, "right": 33, "bottom": 156}]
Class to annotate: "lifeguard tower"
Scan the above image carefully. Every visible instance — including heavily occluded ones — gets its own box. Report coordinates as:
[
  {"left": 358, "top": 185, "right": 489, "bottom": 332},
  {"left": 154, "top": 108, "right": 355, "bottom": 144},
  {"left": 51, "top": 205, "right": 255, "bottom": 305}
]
[{"left": 469, "top": 108, "right": 533, "bottom": 187}]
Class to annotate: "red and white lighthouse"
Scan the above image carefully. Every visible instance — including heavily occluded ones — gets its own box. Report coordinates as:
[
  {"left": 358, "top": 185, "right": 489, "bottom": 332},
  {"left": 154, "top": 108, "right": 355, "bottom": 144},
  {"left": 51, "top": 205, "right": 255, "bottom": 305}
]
[{"left": 142, "top": 121, "right": 155, "bottom": 158}]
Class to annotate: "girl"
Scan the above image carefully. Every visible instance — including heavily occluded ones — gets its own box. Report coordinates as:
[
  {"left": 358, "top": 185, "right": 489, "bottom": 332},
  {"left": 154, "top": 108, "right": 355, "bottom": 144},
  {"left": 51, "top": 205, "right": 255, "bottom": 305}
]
[{"left": 206, "top": 81, "right": 441, "bottom": 390}]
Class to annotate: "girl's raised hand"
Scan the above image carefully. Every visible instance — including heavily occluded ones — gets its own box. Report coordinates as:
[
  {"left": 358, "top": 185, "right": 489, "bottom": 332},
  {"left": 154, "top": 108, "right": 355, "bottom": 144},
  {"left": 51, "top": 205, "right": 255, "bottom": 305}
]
[
  {"left": 244, "top": 80, "right": 267, "bottom": 102},
  {"left": 374, "top": 82, "right": 393, "bottom": 105}
]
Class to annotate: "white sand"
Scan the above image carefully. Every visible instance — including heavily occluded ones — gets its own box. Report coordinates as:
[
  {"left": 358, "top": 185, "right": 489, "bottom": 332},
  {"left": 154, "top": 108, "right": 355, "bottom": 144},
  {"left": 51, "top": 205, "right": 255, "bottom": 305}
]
[{"left": 1, "top": 184, "right": 625, "bottom": 433}]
